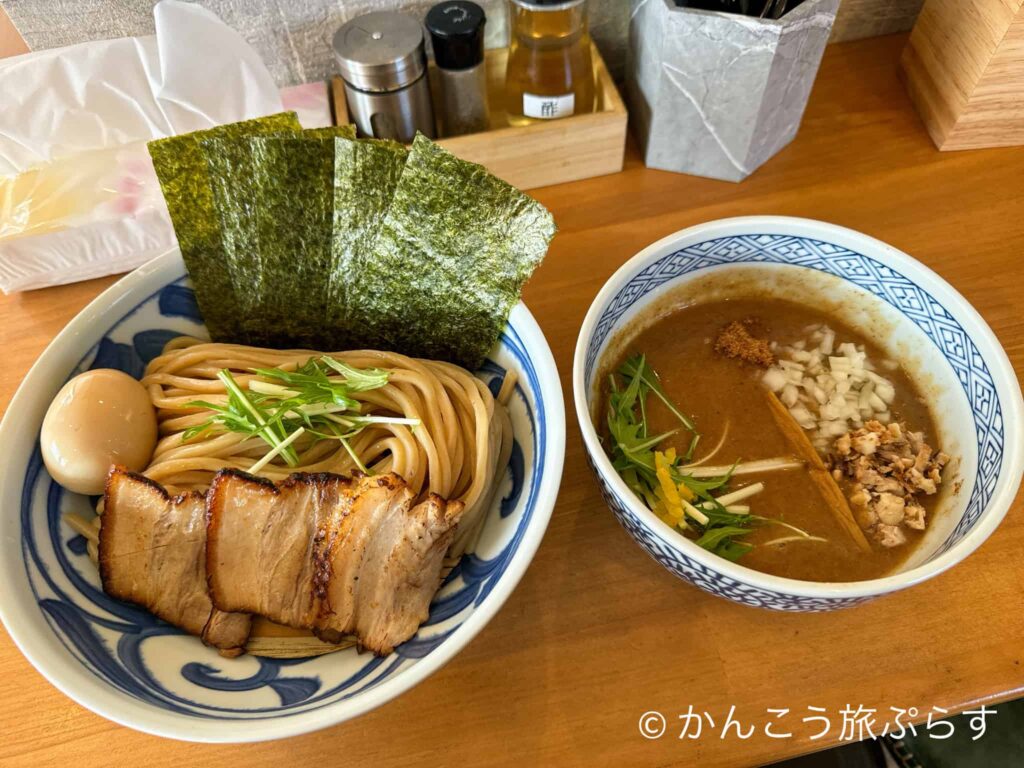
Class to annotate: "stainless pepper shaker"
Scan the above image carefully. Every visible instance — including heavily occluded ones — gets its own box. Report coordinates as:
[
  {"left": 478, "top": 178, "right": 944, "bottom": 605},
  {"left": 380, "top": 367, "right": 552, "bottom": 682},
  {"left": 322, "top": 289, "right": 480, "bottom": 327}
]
[
  {"left": 426, "top": 1, "right": 489, "bottom": 137},
  {"left": 332, "top": 12, "right": 436, "bottom": 142}
]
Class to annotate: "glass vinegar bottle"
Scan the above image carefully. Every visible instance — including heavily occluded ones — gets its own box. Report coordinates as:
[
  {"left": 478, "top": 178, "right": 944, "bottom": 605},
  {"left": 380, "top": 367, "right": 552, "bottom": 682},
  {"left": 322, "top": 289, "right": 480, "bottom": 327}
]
[{"left": 504, "top": 0, "right": 595, "bottom": 127}]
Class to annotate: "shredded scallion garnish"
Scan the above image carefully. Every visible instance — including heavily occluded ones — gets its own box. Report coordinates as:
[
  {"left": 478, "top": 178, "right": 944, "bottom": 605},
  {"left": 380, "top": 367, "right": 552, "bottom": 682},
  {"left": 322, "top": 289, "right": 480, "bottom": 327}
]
[
  {"left": 605, "top": 354, "right": 822, "bottom": 562},
  {"left": 183, "top": 356, "right": 418, "bottom": 474}
]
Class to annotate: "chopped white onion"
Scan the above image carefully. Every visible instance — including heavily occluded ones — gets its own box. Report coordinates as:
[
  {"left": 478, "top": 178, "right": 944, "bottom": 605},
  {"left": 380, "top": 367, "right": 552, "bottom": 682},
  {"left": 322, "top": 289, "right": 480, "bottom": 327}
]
[
  {"left": 821, "top": 329, "right": 835, "bottom": 355},
  {"left": 763, "top": 367, "right": 787, "bottom": 392},
  {"left": 763, "top": 325, "right": 898, "bottom": 449},
  {"left": 782, "top": 383, "right": 799, "bottom": 407}
]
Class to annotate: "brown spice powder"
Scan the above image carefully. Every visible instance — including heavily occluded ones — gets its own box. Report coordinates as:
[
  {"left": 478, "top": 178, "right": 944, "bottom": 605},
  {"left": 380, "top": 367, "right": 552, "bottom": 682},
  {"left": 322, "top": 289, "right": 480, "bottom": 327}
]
[{"left": 714, "top": 319, "right": 775, "bottom": 367}]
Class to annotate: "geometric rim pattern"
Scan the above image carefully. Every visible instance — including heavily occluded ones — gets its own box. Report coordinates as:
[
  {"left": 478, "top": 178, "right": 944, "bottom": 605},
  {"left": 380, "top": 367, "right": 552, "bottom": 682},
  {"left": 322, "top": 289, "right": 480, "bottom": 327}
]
[
  {"left": 583, "top": 234, "right": 1004, "bottom": 608},
  {"left": 19, "top": 276, "right": 547, "bottom": 719}
]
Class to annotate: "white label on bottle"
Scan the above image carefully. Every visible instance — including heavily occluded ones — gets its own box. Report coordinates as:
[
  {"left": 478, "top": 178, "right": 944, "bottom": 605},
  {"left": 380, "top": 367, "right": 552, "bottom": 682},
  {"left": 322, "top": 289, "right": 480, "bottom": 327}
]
[{"left": 523, "top": 92, "right": 575, "bottom": 119}]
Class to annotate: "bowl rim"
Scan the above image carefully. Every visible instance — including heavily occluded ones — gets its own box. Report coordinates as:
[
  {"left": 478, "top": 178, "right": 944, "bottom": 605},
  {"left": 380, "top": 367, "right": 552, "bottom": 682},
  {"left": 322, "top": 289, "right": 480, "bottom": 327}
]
[
  {"left": 573, "top": 215, "right": 1024, "bottom": 600},
  {"left": 0, "top": 247, "right": 566, "bottom": 742}
]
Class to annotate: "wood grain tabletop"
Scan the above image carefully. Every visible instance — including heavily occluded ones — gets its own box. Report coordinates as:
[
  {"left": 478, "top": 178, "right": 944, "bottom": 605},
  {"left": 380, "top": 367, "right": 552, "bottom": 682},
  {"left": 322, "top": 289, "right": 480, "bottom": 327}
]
[{"left": 2, "top": 33, "right": 1024, "bottom": 768}]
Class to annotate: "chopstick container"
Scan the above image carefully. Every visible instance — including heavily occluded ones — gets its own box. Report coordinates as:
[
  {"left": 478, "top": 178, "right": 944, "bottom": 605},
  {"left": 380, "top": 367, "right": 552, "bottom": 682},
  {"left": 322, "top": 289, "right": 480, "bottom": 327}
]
[{"left": 627, "top": 0, "right": 839, "bottom": 181}]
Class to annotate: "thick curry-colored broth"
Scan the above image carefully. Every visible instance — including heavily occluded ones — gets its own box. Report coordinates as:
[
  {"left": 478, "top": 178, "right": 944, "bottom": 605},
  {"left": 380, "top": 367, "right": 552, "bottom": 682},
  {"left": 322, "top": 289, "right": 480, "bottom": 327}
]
[{"left": 601, "top": 298, "right": 940, "bottom": 583}]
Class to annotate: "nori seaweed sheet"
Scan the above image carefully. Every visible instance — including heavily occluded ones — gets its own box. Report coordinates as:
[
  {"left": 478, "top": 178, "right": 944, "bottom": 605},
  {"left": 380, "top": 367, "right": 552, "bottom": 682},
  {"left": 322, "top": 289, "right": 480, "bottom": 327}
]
[
  {"left": 327, "top": 137, "right": 408, "bottom": 348},
  {"left": 303, "top": 125, "right": 357, "bottom": 139},
  {"left": 247, "top": 136, "right": 337, "bottom": 348},
  {"left": 200, "top": 137, "right": 264, "bottom": 328},
  {"left": 148, "top": 112, "right": 302, "bottom": 340},
  {"left": 199, "top": 125, "right": 358, "bottom": 340},
  {"left": 349, "top": 134, "right": 556, "bottom": 368},
  {"left": 156, "top": 123, "right": 555, "bottom": 366}
]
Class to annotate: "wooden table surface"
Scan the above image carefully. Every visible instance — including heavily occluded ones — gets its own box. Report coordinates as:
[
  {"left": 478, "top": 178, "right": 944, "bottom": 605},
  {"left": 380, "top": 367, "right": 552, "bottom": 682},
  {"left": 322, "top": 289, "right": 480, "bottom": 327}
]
[{"left": 2, "top": 33, "right": 1024, "bottom": 768}]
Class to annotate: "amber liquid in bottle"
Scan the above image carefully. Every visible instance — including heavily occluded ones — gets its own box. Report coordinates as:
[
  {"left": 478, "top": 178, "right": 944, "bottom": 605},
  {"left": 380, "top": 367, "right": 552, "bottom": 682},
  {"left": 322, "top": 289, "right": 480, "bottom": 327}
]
[{"left": 504, "top": 0, "right": 595, "bottom": 127}]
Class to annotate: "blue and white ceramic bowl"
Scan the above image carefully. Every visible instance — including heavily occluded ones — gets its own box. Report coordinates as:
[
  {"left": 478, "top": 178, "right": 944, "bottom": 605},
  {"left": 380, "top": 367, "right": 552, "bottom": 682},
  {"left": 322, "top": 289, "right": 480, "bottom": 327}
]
[
  {"left": 574, "top": 216, "right": 1023, "bottom": 611},
  {"left": 0, "top": 248, "right": 565, "bottom": 742}
]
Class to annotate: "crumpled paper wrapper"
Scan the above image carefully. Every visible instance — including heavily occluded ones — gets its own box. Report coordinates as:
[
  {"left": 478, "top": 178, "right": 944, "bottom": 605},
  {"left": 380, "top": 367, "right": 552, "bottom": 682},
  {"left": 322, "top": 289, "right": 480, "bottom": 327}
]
[{"left": 0, "top": 0, "right": 284, "bottom": 292}]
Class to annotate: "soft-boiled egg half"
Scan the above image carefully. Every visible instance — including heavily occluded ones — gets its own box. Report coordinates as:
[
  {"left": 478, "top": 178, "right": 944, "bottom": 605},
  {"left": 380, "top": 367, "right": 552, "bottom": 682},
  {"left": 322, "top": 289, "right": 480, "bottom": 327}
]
[{"left": 40, "top": 369, "right": 158, "bottom": 495}]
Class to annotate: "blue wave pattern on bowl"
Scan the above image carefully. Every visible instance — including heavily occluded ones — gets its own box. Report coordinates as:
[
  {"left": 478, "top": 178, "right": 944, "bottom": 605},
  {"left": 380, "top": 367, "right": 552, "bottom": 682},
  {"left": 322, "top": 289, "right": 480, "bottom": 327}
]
[
  {"left": 584, "top": 234, "right": 1003, "bottom": 610},
  {"left": 21, "top": 277, "right": 544, "bottom": 718}
]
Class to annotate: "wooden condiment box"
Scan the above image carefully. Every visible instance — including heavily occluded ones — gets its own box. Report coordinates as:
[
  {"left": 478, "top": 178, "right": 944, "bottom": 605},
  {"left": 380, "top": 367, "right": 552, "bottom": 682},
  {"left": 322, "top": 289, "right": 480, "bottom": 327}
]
[
  {"left": 902, "top": 0, "right": 1024, "bottom": 150},
  {"left": 331, "top": 42, "right": 627, "bottom": 191}
]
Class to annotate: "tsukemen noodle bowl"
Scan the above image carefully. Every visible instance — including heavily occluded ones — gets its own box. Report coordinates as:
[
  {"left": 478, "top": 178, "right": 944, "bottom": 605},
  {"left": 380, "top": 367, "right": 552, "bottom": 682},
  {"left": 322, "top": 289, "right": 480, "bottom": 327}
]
[
  {"left": 0, "top": 121, "right": 566, "bottom": 741},
  {"left": 574, "top": 216, "right": 1024, "bottom": 611},
  {"left": 0, "top": 251, "right": 564, "bottom": 740}
]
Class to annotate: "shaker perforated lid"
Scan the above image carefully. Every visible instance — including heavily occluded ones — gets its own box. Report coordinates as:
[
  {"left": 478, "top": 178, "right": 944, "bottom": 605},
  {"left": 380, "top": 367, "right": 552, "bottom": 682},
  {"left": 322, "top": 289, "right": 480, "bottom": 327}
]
[
  {"left": 333, "top": 12, "right": 427, "bottom": 93},
  {"left": 426, "top": 1, "right": 486, "bottom": 70}
]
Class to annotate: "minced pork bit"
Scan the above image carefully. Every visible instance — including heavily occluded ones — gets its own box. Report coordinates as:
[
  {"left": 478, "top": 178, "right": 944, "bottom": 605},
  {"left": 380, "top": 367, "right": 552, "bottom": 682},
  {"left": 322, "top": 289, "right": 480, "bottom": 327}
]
[{"left": 829, "top": 420, "right": 949, "bottom": 548}]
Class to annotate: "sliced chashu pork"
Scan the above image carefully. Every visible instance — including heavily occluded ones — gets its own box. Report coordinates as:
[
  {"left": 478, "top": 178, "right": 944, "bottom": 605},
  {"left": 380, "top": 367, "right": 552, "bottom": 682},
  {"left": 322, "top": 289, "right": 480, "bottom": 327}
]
[
  {"left": 98, "top": 466, "right": 251, "bottom": 654},
  {"left": 205, "top": 471, "right": 352, "bottom": 628},
  {"left": 207, "top": 470, "right": 463, "bottom": 655},
  {"left": 326, "top": 491, "right": 461, "bottom": 653}
]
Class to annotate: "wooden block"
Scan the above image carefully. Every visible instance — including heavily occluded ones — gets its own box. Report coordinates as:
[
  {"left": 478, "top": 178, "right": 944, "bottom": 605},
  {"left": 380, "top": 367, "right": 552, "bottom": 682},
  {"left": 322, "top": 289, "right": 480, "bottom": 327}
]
[
  {"left": 830, "top": 0, "right": 924, "bottom": 43},
  {"left": 331, "top": 43, "right": 627, "bottom": 191},
  {"left": 901, "top": 0, "right": 1024, "bottom": 150}
]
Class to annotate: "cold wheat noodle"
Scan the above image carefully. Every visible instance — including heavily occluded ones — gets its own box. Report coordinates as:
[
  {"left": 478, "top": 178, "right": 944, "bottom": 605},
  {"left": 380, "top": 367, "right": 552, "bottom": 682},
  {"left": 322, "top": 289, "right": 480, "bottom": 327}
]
[{"left": 69, "top": 336, "right": 515, "bottom": 563}]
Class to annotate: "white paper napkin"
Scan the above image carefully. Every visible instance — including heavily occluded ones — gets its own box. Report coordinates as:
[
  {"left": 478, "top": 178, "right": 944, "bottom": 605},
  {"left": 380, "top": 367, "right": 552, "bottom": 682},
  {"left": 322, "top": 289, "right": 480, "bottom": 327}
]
[{"left": 0, "top": 0, "right": 284, "bottom": 292}]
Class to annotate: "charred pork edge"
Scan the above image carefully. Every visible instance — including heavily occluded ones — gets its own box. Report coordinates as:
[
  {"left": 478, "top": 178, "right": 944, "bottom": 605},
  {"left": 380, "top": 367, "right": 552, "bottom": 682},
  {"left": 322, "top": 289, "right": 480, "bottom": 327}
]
[{"left": 427, "top": 493, "right": 465, "bottom": 521}]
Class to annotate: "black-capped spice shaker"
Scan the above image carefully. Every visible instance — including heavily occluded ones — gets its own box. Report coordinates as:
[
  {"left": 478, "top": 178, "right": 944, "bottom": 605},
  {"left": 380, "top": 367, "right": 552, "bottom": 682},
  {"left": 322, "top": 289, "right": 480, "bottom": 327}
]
[{"left": 426, "top": 1, "right": 490, "bottom": 137}]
